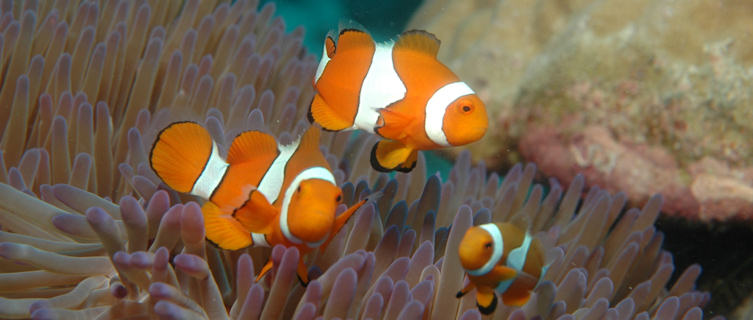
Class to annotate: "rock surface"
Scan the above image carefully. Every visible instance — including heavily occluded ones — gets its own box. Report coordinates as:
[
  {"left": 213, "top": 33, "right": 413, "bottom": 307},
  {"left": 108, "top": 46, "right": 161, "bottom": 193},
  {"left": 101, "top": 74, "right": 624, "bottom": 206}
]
[{"left": 409, "top": 0, "right": 753, "bottom": 221}]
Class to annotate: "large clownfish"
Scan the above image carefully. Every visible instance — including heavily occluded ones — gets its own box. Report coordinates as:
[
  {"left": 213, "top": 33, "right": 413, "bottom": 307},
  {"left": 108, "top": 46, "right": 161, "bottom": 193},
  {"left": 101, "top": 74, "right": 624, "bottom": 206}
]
[
  {"left": 149, "top": 122, "right": 366, "bottom": 284},
  {"left": 456, "top": 223, "right": 546, "bottom": 315},
  {"left": 309, "top": 28, "right": 488, "bottom": 172}
]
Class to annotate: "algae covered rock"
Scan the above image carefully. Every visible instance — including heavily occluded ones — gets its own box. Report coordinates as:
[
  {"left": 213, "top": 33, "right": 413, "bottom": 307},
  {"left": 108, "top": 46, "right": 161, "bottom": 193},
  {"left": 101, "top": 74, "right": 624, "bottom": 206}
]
[{"left": 409, "top": 0, "right": 753, "bottom": 221}]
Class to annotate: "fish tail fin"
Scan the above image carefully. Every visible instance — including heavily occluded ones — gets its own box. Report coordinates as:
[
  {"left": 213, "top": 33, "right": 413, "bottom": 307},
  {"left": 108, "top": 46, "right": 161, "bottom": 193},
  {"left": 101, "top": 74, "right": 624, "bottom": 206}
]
[
  {"left": 202, "top": 201, "right": 253, "bottom": 250},
  {"left": 310, "top": 93, "right": 353, "bottom": 131},
  {"left": 476, "top": 291, "right": 498, "bottom": 315},
  {"left": 370, "top": 140, "right": 418, "bottom": 173},
  {"left": 150, "top": 121, "right": 221, "bottom": 193}
]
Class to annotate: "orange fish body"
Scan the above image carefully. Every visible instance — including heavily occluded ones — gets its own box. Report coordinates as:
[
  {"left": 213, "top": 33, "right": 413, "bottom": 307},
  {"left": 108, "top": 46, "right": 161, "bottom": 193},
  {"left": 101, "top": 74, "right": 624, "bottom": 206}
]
[
  {"left": 457, "top": 223, "right": 546, "bottom": 314},
  {"left": 310, "top": 28, "right": 488, "bottom": 172},
  {"left": 150, "top": 122, "right": 366, "bottom": 284}
]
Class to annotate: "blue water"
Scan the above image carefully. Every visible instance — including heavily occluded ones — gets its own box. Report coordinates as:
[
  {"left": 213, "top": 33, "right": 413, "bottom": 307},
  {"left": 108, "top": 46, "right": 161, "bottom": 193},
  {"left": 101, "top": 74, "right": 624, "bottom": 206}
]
[{"left": 260, "top": 0, "right": 423, "bottom": 57}]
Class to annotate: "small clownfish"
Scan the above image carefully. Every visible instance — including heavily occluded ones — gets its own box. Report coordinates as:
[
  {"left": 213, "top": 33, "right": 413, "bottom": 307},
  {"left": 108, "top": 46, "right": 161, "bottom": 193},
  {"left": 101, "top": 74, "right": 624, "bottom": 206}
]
[
  {"left": 149, "top": 122, "right": 366, "bottom": 284},
  {"left": 456, "top": 223, "right": 546, "bottom": 315},
  {"left": 309, "top": 28, "right": 488, "bottom": 172}
]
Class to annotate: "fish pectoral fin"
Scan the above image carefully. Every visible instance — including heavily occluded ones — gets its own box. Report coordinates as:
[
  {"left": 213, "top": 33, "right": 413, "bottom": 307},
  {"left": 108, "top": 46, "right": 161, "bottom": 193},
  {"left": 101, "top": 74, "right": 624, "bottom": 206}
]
[
  {"left": 370, "top": 140, "right": 418, "bottom": 173},
  {"left": 297, "top": 259, "right": 310, "bottom": 286},
  {"left": 395, "top": 30, "right": 440, "bottom": 57},
  {"left": 256, "top": 259, "right": 275, "bottom": 282},
  {"left": 456, "top": 280, "right": 476, "bottom": 298},
  {"left": 202, "top": 201, "right": 253, "bottom": 250},
  {"left": 318, "top": 199, "right": 367, "bottom": 252},
  {"left": 374, "top": 108, "right": 412, "bottom": 140},
  {"left": 226, "top": 130, "right": 278, "bottom": 164},
  {"left": 234, "top": 191, "right": 278, "bottom": 234},
  {"left": 494, "top": 265, "right": 518, "bottom": 281},
  {"left": 150, "top": 121, "right": 218, "bottom": 194},
  {"left": 475, "top": 291, "right": 498, "bottom": 315},
  {"left": 310, "top": 94, "right": 352, "bottom": 131},
  {"left": 334, "top": 199, "right": 367, "bottom": 233}
]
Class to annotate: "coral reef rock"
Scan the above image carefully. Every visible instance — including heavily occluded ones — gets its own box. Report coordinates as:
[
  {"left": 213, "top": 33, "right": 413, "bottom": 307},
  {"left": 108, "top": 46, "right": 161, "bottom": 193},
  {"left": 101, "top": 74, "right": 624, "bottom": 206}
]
[{"left": 409, "top": 0, "right": 753, "bottom": 221}]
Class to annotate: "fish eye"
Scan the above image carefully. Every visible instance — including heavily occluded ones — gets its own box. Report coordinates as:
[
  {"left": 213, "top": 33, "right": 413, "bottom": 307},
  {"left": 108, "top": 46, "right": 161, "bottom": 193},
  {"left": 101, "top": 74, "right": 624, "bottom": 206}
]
[
  {"left": 462, "top": 105, "right": 471, "bottom": 112},
  {"left": 336, "top": 194, "right": 342, "bottom": 202},
  {"left": 484, "top": 242, "right": 492, "bottom": 249}
]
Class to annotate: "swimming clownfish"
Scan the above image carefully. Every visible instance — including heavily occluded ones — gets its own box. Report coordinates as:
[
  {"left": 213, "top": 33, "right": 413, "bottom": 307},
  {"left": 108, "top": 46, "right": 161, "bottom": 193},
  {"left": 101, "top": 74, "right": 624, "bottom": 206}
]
[
  {"left": 309, "top": 28, "right": 488, "bottom": 172},
  {"left": 149, "top": 122, "right": 366, "bottom": 284},
  {"left": 456, "top": 223, "right": 546, "bottom": 315}
]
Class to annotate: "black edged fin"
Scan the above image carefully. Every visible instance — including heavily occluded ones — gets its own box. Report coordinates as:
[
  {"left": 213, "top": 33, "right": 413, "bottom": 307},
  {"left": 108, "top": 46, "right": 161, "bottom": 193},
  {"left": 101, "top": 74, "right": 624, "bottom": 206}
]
[
  {"left": 325, "top": 36, "right": 336, "bottom": 58},
  {"left": 395, "top": 29, "right": 441, "bottom": 57},
  {"left": 337, "top": 19, "right": 368, "bottom": 35},
  {"left": 370, "top": 141, "right": 393, "bottom": 173},
  {"left": 307, "top": 100, "right": 315, "bottom": 124},
  {"left": 395, "top": 161, "right": 416, "bottom": 173},
  {"left": 456, "top": 290, "right": 465, "bottom": 298},
  {"left": 310, "top": 94, "right": 352, "bottom": 131},
  {"left": 308, "top": 100, "right": 337, "bottom": 132},
  {"left": 297, "top": 275, "right": 309, "bottom": 287},
  {"left": 477, "top": 293, "right": 498, "bottom": 315},
  {"left": 336, "top": 28, "right": 374, "bottom": 52}
]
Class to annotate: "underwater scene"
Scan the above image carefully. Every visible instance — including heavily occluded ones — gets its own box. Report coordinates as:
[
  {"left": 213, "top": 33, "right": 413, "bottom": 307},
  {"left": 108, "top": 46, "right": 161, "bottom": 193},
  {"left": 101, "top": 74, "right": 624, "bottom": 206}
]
[{"left": 0, "top": 0, "right": 752, "bottom": 319}]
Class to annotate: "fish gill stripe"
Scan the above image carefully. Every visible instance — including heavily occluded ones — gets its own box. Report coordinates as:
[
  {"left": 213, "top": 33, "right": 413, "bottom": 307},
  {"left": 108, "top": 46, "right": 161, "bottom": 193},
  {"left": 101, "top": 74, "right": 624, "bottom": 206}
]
[
  {"left": 190, "top": 142, "right": 229, "bottom": 199},
  {"left": 467, "top": 223, "right": 504, "bottom": 277},
  {"left": 355, "top": 41, "right": 406, "bottom": 133},
  {"left": 424, "top": 82, "right": 475, "bottom": 147},
  {"left": 257, "top": 139, "right": 298, "bottom": 203},
  {"left": 495, "top": 232, "right": 534, "bottom": 293},
  {"left": 279, "top": 166, "right": 336, "bottom": 247}
]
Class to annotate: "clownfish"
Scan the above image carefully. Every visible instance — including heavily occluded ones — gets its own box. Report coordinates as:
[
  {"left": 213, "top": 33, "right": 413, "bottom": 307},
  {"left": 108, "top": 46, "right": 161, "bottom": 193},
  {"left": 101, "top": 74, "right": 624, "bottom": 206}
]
[
  {"left": 456, "top": 223, "right": 546, "bottom": 315},
  {"left": 149, "top": 122, "right": 366, "bottom": 284},
  {"left": 309, "top": 28, "right": 488, "bottom": 172}
]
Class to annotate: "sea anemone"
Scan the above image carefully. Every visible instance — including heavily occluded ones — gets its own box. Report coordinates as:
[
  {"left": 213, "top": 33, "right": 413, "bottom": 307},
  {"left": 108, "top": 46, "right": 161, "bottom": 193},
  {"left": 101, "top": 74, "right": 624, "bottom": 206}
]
[{"left": 0, "top": 0, "right": 714, "bottom": 319}]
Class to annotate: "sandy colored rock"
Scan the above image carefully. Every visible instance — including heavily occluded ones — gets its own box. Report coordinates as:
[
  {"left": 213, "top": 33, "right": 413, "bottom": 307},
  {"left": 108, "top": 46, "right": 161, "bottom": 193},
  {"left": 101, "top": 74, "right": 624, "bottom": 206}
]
[{"left": 410, "top": 0, "right": 753, "bottom": 221}]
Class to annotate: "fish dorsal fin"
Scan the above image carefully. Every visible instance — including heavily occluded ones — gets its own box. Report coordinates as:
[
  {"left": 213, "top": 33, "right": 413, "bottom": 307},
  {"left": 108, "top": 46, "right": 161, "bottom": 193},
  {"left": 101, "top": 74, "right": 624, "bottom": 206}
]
[
  {"left": 395, "top": 30, "right": 441, "bottom": 57},
  {"left": 336, "top": 29, "right": 375, "bottom": 53},
  {"left": 297, "top": 125, "right": 323, "bottom": 156},
  {"left": 325, "top": 36, "right": 336, "bottom": 58},
  {"left": 227, "top": 130, "right": 278, "bottom": 164}
]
